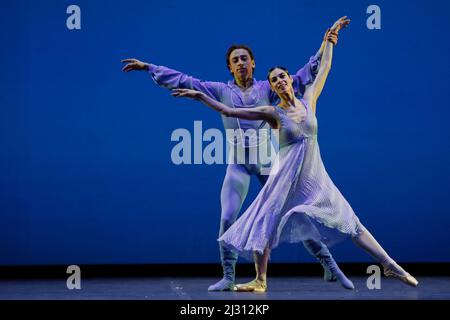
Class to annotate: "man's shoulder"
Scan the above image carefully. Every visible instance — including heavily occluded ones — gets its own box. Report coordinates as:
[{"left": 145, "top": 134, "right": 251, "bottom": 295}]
[{"left": 254, "top": 79, "right": 271, "bottom": 92}]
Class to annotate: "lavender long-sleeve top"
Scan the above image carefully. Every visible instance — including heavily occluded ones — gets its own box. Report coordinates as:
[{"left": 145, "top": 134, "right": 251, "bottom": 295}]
[{"left": 148, "top": 52, "right": 321, "bottom": 147}]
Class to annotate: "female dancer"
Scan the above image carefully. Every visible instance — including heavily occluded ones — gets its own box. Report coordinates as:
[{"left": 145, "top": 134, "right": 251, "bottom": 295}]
[{"left": 171, "top": 17, "right": 418, "bottom": 292}]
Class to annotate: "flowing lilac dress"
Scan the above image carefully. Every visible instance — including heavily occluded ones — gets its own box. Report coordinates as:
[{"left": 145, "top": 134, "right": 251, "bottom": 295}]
[{"left": 218, "top": 99, "right": 365, "bottom": 260}]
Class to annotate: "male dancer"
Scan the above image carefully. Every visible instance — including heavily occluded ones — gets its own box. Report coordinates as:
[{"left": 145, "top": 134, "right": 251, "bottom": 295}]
[{"left": 122, "top": 29, "right": 348, "bottom": 291}]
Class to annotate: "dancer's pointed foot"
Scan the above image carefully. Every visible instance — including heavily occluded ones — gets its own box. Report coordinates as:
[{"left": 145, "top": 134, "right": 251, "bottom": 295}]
[
  {"left": 334, "top": 269, "right": 355, "bottom": 290},
  {"left": 321, "top": 256, "right": 354, "bottom": 289},
  {"left": 208, "top": 278, "right": 235, "bottom": 291},
  {"left": 383, "top": 262, "right": 418, "bottom": 287},
  {"left": 234, "top": 278, "right": 267, "bottom": 293}
]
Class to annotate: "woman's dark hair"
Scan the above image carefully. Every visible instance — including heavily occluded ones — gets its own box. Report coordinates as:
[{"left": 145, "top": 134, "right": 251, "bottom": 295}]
[
  {"left": 225, "top": 44, "right": 255, "bottom": 71},
  {"left": 267, "top": 66, "right": 290, "bottom": 82}
]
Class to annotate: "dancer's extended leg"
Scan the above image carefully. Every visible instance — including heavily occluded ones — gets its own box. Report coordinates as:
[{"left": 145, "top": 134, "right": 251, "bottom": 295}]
[{"left": 352, "top": 224, "right": 418, "bottom": 287}]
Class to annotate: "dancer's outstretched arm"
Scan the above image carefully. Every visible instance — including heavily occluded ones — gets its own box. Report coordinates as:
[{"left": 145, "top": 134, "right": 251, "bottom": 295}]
[
  {"left": 121, "top": 59, "right": 224, "bottom": 100},
  {"left": 304, "top": 16, "right": 350, "bottom": 113},
  {"left": 171, "top": 89, "right": 279, "bottom": 128}
]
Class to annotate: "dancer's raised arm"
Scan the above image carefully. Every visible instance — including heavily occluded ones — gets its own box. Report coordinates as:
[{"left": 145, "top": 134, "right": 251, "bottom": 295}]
[
  {"left": 281, "top": 29, "right": 338, "bottom": 99},
  {"left": 304, "top": 16, "right": 350, "bottom": 113},
  {"left": 171, "top": 89, "right": 279, "bottom": 128}
]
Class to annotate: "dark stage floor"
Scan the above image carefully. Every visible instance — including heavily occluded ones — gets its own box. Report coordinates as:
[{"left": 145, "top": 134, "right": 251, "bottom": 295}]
[{"left": 1, "top": 276, "right": 449, "bottom": 300}]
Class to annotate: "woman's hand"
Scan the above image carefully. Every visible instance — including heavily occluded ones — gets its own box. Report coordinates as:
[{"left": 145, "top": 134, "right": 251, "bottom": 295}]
[
  {"left": 171, "top": 88, "right": 204, "bottom": 100},
  {"left": 323, "top": 16, "right": 350, "bottom": 46},
  {"left": 330, "top": 16, "right": 351, "bottom": 33}
]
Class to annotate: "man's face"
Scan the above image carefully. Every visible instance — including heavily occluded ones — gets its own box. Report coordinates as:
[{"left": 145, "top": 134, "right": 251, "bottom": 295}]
[{"left": 228, "top": 49, "right": 255, "bottom": 80}]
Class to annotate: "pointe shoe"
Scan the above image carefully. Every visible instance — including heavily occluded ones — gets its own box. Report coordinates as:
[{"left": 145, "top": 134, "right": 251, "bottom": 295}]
[
  {"left": 383, "top": 263, "right": 419, "bottom": 287},
  {"left": 234, "top": 279, "right": 267, "bottom": 293}
]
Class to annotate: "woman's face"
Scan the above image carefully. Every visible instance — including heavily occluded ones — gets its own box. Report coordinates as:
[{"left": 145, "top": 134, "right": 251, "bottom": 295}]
[{"left": 269, "top": 68, "right": 293, "bottom": 96}]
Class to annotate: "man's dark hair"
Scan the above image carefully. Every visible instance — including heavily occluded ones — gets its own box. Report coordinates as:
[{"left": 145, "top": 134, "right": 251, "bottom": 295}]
[
  {"left": 267, "top": 66, "right": 290, "bottom": 82},
  {"left": 226, "top": 45, "right": 255, "bottom": 71}
]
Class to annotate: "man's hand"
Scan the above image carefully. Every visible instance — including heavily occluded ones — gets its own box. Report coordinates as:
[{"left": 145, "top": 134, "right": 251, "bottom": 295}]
[
  {"left": 121, "top": 58, "right": 150, "bottom": 72},
  {"left": 325, "top": 29, "right": 339, "bottom": 45}
]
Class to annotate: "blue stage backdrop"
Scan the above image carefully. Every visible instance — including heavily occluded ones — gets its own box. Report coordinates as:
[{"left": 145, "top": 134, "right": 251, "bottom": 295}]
[{"left": 1, "top": 0, "right": 450, "bottom": 265}]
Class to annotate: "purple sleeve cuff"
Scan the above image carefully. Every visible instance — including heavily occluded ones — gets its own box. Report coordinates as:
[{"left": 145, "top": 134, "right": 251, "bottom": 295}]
[
  {"left": 147, "top": 63, "right": 158, "bottom": 73},
  {"left": 308, "top": 50, "right": 322, "bottom": 75}
]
